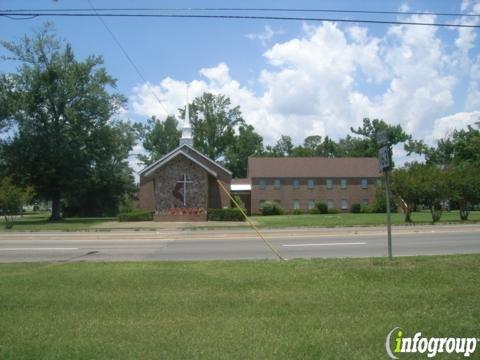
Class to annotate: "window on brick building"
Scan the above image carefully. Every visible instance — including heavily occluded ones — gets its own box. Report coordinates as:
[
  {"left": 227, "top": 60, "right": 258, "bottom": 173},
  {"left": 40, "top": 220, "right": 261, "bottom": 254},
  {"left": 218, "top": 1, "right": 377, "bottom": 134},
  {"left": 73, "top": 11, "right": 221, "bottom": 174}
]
[
  {"left": 293, "top": 179, "right": 300, "bottom": 189},
  {"left": 341, "top": 199, "right": 348, "bottom": 210},
  {"left": 293, "top": 200, "right": 300, "bottom": 209},
  {"left": 327, "top": 200, "right": 333, "bottom": 209},
  {"left": 326, "top": 179, "right": 333, "bottom": 189},
  {"left": 361, "top": 179, "right": 368, "bottom": 189},
  {"left": 341, "top": 179, "right": 347, "bottom": 189},
  {"left": 308, "top": 200, "right": 316, "bottom": 209},
  {"left": 258, "top": 179, "right": 266, "bottom": 189},
  {"left": 273, "top": 179, "right": 281, "bottom": 189},
  {"left": 308, "top": 179, "right": 315, "bottom": 189}
]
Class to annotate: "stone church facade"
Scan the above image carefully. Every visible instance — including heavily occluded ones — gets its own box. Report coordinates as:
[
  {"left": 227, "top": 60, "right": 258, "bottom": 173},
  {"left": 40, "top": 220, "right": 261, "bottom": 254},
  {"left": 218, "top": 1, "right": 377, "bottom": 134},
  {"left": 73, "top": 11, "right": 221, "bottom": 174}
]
[
  {"left": 138, "top": 144, "right": 232, "bottom": 219},
  {"left": 137, "top": 100, "right": 231, "bottom": 220}
]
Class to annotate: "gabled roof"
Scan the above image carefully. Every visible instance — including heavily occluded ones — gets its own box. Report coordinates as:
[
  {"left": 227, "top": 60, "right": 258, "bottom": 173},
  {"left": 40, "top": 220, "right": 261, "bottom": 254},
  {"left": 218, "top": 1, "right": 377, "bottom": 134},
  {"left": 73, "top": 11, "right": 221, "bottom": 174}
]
[
  {"left": 248, "top": 157, "right": 380, "bottom": 178},
  {"left": 139, "top": 144, "right": 232, "bottom": 178}
]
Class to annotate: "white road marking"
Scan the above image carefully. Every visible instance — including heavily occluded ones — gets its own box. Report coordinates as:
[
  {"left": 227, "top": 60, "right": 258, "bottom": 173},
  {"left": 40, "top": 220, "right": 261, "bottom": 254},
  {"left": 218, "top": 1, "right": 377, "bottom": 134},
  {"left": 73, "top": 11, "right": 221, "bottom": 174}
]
[
  {"left": 282, "top": 242, "right": 366, "bottom": 247},
  {"left": 0, "top": 247, "right": 79, "bottom": 251}
]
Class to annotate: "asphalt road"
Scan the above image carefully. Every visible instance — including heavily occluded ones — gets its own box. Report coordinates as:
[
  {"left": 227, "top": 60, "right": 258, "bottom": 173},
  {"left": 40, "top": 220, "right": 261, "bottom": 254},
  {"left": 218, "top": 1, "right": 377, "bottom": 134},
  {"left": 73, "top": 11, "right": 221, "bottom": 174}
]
[{"left": 0, "top": 225, "right": 479, "bottom": 262}]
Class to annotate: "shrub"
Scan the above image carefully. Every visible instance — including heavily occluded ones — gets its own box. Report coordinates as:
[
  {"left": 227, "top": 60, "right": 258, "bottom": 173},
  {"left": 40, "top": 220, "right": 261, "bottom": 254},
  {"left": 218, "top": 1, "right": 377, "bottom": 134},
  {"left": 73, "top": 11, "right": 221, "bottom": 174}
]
[
  {"left": 351, "top": 203, "right": 361, "bottom": 213},
  {"left": 328, "top": 208, "right": 340, "bottom": 214},
  {"left": 260, "top": 201, "right": 283, "bottom": 216},
  {"left": 372, "top": 183, "right": 398, "bottom": 213},
  {"left": 361, "top": 204, "right": 374, "bottom": 213},
  {"left": 308, "top": 208, "right": 320, "bottom": 214},
  {"left": 231, "top": 195, "right": 247, "bottom": 214},
  {"left": 118, "top": 195, "right": 136, "bottom": 214},
  {"left": 315, "top": 202, "right": 328, "bottom": 214},
  {"left": 291, "top": 209, "right": 303, "bottom": 215},
  {"left": 118, "top": 210, "right": 153, "bottom": 222},
  {"left": 208, "top": 208, "right": 244, "bottom": 221}
]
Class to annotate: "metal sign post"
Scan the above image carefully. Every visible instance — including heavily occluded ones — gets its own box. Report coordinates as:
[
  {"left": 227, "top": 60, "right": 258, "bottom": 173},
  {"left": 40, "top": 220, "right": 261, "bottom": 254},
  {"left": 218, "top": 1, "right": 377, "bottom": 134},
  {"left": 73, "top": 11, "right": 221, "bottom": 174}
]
[
  {"left": 385, "top": 169, "right": 393, "bottom": 261},
  {"left": 377, "top": 131, "right": 393, "bottom": 260}
]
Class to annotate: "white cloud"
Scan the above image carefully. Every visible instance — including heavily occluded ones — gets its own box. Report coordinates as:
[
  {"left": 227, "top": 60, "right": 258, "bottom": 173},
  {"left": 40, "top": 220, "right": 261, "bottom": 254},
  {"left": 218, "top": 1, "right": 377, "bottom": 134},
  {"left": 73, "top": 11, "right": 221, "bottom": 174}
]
[
  {"left": 129, "top": 8, "right": 480, "bottom": 167},
  {"left": 245, "top": 25, "right": 284, "bottom": 46},
  {"left": 432, "top": 111, "right": 480, "bottom": 140},
  {"left": 399, "top": 3, "right": 410, "bottom": 12}
]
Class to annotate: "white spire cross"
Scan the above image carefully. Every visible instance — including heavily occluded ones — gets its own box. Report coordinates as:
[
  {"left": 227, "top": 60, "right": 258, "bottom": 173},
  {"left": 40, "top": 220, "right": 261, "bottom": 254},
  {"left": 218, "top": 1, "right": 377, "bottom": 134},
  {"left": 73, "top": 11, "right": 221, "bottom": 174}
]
[{"left": 179, "top": 84, "right": 193, "bottom": 146}]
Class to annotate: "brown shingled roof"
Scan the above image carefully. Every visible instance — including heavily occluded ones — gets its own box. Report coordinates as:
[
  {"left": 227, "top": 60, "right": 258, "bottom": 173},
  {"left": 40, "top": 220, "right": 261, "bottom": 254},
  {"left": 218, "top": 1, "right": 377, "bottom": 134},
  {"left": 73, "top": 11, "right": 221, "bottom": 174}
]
[
  {"left": 248, "top": 157, "right": 380, "bottom": 178},
  {"left": 231, "top": 178, "right": 250, "bottom": 185}
]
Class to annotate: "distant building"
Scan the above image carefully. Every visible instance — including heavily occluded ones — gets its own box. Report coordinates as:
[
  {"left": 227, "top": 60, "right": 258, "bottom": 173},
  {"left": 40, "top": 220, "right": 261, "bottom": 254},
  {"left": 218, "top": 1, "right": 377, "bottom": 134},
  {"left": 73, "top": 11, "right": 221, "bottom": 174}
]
[
  {"left": 232, "top": 157, "right": 381, "bottom": 215},
  {"left": 138, "top": 90, "right": 380, "bottom": 220}
]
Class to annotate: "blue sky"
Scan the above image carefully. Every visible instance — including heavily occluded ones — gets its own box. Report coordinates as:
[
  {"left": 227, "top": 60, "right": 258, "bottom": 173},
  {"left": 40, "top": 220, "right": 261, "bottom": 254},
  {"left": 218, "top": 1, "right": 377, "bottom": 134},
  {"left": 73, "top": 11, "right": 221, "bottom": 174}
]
[{"left": 1, "top": 0, "right": 479, "bottom": 170}]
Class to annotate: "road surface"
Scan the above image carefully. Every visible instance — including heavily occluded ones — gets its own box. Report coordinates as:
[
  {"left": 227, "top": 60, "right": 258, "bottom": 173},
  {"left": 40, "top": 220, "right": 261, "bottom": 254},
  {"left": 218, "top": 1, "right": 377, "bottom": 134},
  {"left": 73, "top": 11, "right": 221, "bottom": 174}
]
[{"left": 0, "top": 225, "right": 479, "bottom": 262}]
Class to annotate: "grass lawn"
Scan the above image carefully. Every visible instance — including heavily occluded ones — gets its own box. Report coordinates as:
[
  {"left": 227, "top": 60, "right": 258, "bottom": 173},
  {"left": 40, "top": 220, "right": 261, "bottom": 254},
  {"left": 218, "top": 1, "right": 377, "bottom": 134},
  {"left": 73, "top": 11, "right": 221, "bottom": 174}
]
[
  {"left": 1, "top": 210, "right": 479, "bottom": 232},
  {"left": 0, "top": 213, "right": 115, "bottom": 232},
  {"left": 251, "top": 210, "right": 480, "bottom": 228},
  {"left": 0, "top": 255, "right": 479, "bottom": 359}
]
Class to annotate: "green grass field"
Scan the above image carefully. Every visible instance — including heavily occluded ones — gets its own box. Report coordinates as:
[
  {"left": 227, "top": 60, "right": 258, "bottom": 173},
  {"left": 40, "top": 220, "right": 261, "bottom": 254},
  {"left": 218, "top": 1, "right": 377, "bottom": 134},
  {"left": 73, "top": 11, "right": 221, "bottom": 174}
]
[
  {"left": 0, "top": 255, "right": 479, "bottom": 359},
  {"left": 1, "top": 210, "right": 479, "bottom": 232},
  {"left": 0, "top": 213, "right": 116, "bottom": 232},
  {"left": 251, "top": 210, "right": 480, "bottom": 228}
]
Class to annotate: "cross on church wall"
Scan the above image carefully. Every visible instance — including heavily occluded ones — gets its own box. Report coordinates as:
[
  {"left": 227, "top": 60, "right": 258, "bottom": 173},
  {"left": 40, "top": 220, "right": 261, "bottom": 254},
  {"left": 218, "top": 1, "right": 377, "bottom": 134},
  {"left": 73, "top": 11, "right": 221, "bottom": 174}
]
[{"left": 173, "top": 173, "right": 193, "bottom": 206}]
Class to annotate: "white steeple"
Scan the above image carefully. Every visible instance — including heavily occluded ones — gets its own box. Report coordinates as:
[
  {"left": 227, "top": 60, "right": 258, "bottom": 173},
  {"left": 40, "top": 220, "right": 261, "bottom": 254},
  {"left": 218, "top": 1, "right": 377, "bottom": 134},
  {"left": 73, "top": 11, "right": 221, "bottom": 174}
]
[{"left": 179, "top": 84, "right": 193, "bottom": 146}]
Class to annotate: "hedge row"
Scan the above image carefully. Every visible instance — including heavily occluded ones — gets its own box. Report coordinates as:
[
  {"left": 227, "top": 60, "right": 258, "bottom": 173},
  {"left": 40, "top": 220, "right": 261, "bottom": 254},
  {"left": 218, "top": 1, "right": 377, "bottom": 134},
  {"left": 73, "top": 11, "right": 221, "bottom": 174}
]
[
  {"left": 118, "top": 210, "right": 154, "bottom": 222},
  {"left": 208, "top": 208, "right": 245, "bottom": 221}
]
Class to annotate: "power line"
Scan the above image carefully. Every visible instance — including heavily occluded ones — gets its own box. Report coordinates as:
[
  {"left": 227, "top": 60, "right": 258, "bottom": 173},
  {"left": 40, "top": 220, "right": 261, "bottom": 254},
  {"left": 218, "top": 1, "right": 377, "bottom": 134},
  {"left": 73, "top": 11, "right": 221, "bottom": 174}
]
[
  {"left": 2, "top": 7, "right": 479, "bottom": 18},
  {"left": 2, "top": 14, "right": 38, "bottom": 20},
  {"left": 86, "top": 0, "right": 169, "bottom": 116},
  {"left": 0, "top": 12, "right": 478, "bottom": 28}
]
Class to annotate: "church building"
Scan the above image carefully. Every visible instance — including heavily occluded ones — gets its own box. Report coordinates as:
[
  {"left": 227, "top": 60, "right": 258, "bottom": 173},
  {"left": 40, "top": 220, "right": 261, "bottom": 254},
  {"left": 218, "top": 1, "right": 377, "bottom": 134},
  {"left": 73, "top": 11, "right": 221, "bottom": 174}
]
[
  {"left": 138, "top": 97, "right": 381, "bottom": 220},
  {"left": 137, "top": 100, "right": 232, "bottom": 221}
]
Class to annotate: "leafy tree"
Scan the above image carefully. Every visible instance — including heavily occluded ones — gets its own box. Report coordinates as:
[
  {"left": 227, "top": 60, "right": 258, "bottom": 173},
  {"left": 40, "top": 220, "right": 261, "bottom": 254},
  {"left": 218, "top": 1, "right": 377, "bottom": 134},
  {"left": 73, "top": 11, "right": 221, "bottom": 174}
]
[
  {"left": 263, "top": 135, "right": 294, "bottom": 157},
  {"left": 392, "top": 163, "right": 423, "bottom": 222},
  {"left": 405, "top": 124, "right": 480, "bottom": 166},
  {"left": 405, "top": 124, "right": 480, "bottom": 220},
  {"left": 447, "top": 125, "right": 480, "bottom": 166},
  {"left": 371, "top": 180, "right": 397, "bottom": 214},
  {"left": 291, "top": 135, "right": 323, "bottom": 156},
  {"left": 181, "top": 93, "right": 244, "bottom": 161},
  {"left": 414, "top": 164, "right": 451, "bottom": 222},
  {"left": 319, "top": 136, "right": 340, "bottom": 157},
  {"left": 336, "top": 135, "right": 372, "bottom": 157},
  {"left": 0, "top": 75, "right": 15, "bottom": 132},
  {"left": 62, "top": 121, "right": 137, "bottom": 216},
  {"left": 350, "top": 117, "right": 411, "bottom": 151},
  {"left": 225, "top": 124, "right": 263, "bottom": 178},
  {"left": 303, "top": 135, "right": 323, "bottom": 152},
  {"left": 137, "top": 115, "right": 181, "bottom": 165},
  {"left": 0, "top": 24, "right": 130, "bottom": 220},
  {"left": 449, "top": 163, "right": 480, "bottom": 220},
  {"left": 0, "top": 177, "right": 34, "bottom": 228},
  {"left": 290, "top": 135, "right": 342, "bottom": 157}
]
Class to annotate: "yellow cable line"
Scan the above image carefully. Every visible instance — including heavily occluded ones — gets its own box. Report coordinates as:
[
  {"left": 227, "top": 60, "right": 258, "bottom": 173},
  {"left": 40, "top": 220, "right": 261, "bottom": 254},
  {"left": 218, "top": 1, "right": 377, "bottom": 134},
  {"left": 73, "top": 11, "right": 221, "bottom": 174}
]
[{"left": 216, "top": 179, "right": 286, "bottom": 261}]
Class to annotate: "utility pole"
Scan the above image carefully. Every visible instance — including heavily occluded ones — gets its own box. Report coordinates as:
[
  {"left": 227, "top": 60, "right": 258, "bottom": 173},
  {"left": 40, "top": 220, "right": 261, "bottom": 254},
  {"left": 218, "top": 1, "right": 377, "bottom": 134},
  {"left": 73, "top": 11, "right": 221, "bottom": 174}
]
[{"left": 377, "top": 130, "right": 393, "bottom": 260}]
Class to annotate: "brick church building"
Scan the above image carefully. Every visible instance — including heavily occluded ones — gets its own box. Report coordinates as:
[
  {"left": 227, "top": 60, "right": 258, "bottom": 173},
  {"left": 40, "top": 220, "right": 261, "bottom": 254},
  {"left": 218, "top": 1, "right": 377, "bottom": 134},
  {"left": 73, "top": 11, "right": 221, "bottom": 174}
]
[
  {"left": 138, "top": 99, "right": 381, "bottom": 220},
  {"left": 137, "top": 99, "right": 232, "bottom": 220}
]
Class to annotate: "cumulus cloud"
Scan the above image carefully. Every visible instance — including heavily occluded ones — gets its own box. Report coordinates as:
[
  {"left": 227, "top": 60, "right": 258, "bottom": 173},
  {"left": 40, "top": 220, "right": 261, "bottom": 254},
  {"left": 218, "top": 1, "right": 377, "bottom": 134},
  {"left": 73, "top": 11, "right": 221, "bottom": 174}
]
[
  {"left": 432, "top": 111, "right": 480, "bottom": 140},
  {"left": 129, "top": 8, "right": 480, "bottom": 167}
]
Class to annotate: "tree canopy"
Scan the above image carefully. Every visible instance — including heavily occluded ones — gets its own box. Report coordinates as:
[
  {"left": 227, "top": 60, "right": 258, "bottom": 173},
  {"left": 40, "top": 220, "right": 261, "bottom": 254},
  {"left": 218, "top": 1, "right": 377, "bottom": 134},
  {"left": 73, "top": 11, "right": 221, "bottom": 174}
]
[
  {"left": 0, "top": 24, "right": 134, "bottom": 219},
  {"left": 183, "top": 92, "right": 245, "bottom": 161},
  {"left": 137, "top": 115, "right": 181, "bottom": 166}
]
